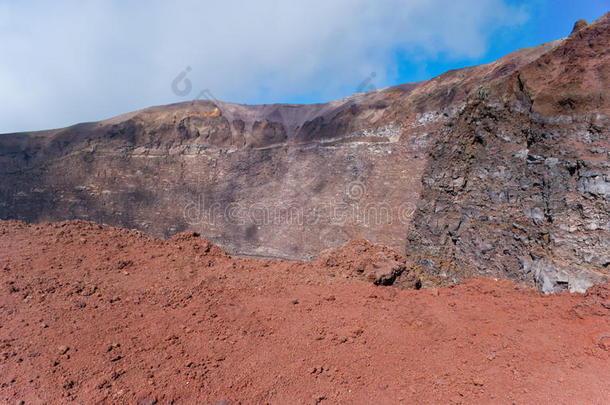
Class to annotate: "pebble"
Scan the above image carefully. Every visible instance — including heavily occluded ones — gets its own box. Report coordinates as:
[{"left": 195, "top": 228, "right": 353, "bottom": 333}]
[{"left": 472, "top": 377, "right": 485, "bottom": 386}]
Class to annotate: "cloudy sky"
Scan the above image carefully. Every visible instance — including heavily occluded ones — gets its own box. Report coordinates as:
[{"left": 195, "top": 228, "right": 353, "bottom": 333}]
[{"left": 0, "top": 0, "right": 607, "bottom": 133}]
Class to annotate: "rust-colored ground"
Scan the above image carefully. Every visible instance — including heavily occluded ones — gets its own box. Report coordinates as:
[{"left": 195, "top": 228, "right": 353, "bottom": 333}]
[{"left": 1, "top": 220, "right": 609, "bottom": 404}]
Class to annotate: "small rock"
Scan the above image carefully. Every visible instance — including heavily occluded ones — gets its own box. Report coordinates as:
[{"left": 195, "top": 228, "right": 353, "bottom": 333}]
[
  {"left": 313, "top": 395, "right": 326, "bottom": 404},
  {"left": 472, "top": 377, "right": 485, "bottom": 386},
  {"left": 599, "top": 335, "right": 610, "bottom": 351}
]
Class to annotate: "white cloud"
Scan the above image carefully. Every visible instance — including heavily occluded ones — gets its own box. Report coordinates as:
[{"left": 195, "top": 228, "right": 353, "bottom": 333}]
[{"left": 0, "top": 0, "right": 527, "bottom": 133}]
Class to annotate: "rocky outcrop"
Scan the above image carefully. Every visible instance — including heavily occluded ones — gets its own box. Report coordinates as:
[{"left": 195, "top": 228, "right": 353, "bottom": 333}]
[
  {"left": 317, "top": 239, "right": 421, "bottom": 287},
  {"left": 406, "top": 101, "right": 608, "bottom": 293},
  {"left": 406, "top": 14, "right": 610, "bottom": 292},
  {"left": 0, "top": 14, "right": 608, "bottom": 291}
]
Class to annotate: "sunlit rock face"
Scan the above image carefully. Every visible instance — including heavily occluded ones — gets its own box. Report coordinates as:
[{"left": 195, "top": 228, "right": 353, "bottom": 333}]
[{"left": 1, "top": 14, "right": 608, "bottom": 291}]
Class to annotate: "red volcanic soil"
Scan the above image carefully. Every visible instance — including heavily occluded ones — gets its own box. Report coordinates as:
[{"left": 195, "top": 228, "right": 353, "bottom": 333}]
[{"left": 1, "top": 220, "right": 609, "bottom": 404}]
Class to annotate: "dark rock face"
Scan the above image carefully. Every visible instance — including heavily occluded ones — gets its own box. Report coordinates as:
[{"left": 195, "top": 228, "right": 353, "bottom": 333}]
[
  {"left": 406, "top": 103, "right": 609, "bottom": 293},
  {"left": 407, "top": 13, "right": 610, "bottom": 292},
  {"left": 0, "top": 13, "right": 608, "bottom": 291}
]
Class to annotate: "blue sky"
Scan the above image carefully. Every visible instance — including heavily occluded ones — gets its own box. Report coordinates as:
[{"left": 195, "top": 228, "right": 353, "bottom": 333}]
[
  {"left": 0, "top": 0, "right": 607, "bottom": 133},
  {"left": 387, "top": 0, "right": 609, "bottom": 90}
]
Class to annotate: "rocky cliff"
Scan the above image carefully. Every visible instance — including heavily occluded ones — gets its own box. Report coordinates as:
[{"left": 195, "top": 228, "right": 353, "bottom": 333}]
[
  {"left": 1, "top": 14, "right": 608, "bottom": 291},
  {"left": 407, "top": 15, "right": 609, "bottom": 292}
]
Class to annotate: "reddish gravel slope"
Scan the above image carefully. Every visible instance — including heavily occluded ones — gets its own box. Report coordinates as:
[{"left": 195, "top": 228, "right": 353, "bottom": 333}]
[{"left": 1, "top": 220, "right": 609, "bottom": 404}]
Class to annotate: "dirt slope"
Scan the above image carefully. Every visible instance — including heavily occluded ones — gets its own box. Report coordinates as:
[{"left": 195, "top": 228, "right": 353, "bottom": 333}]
[{"left": 1, "top": 220, "right": 609, "bottom": 404}]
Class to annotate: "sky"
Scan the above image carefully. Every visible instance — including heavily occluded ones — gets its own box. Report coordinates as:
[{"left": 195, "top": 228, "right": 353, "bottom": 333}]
[{"left": 0, "top": 0, "right": 607, "bottom": 133}]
